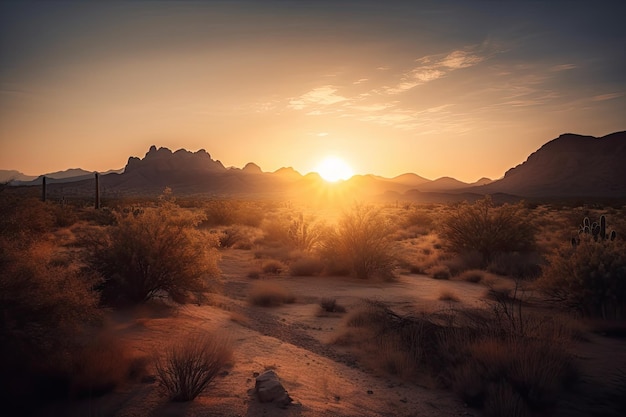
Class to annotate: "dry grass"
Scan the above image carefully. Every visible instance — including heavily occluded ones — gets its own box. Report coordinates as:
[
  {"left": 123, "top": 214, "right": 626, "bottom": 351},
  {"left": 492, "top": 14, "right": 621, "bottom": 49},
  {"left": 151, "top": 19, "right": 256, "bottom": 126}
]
[
  {"left": 427, "top": 264, "right": 451, "bottom": 279},
  {"left": 318, "top": 298, "right": 347, "bottom": 314},
  {"left": 155, "top": 332, "right": 233, "bottom": 401},
  {"left": 248, "top": 281, "right": 295, "bottom": 307},
  {"left": 261, "top": 259, "right": 286, "bottom": 274},
  {"left": 458, "top": 269, "right": 486, "bottom": 283},
  {"left": 438, "top": 290, "right": 460, "bottom": 302},
  {"left": 289, "top": 256, "right": 324, "bottom": 276},
  {"left": 333, "top": 299, "right": 578, "bottom": 415}
]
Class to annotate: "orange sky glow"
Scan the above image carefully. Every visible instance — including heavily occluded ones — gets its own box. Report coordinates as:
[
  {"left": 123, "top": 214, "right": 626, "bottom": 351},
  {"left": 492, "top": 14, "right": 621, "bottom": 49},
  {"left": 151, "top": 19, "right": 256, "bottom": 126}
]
[{"left": 1, "top": 2, "right": 624, "bottom": 182}]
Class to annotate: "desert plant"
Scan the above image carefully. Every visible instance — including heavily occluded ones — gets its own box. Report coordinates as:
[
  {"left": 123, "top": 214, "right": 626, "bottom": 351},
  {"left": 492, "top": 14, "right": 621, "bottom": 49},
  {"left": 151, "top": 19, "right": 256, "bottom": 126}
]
[
  {"left": 155, "top": 332, "right": 233, "bottom": 401},
  {"left": 248, "top": 281, "right": 295, "bottom": 307},
  {"left": 319, "top": 297, "right": 347, "bottom": 313},
  {"left": 261, "top": 259, "right": 285, "bottom": 274},
  {"left": 441, "top": 196, "right": 536, "bottom": 267},
  {"left": 321, "top": 205, "right": 396, "bottom": 279},
  {"left": 86, "top": 189, "right": 220, "bottom": 305},
  {"left": 289, "top": 255, "right": 324, "bottom": 276},
  {"left": 538, "top": 235, "right": 626, "bottom": 319}
]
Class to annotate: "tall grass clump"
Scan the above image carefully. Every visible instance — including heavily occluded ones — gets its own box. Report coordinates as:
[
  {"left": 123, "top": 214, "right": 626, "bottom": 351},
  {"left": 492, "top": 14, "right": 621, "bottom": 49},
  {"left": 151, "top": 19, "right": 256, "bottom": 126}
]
[
  {"left": 441, "top": 196, "right": 536, "bottom": 268},
  {"left": 322, "top": 205, "right": 396, "bottom": 279},
  {"left": 155, "top": 332, "right": 233, "bottom": 401},
  {"left": 87, "top": 189, "right": 220, "bottom": 305}
]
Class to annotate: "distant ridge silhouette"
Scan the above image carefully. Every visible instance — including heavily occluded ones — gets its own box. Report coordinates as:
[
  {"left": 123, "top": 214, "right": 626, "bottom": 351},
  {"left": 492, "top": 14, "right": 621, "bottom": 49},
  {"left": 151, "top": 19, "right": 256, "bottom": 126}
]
[
  {"left": 6, "top": 131, "right": 625, "bottom": 200},
  {"left": 471, "top": 131, "right": 626, "bottom": 197}
]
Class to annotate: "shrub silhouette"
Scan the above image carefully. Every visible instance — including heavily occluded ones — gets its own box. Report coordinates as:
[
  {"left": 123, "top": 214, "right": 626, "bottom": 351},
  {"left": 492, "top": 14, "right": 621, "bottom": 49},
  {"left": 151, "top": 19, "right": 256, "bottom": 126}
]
[
  {"left": 155, "top": 332, "right": 233, "bottom": 401},
  {"left": 538, "top": 233, "right": 626, "bottom": 319},
  {"left": 322, "top": 205, "right": 396, "bottom": 279},
  {"left": 88, "top": 189, "right": 220, "bottom": 305},
  {"left": 441, "top": 196, "right": 536, "bottom": 267}
]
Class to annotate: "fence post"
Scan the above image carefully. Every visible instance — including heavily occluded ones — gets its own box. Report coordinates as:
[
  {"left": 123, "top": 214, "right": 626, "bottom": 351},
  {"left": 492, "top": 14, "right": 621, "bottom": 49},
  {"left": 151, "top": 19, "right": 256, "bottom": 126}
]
[
  {"left": 42, "top": 176, "right": 47, "bottom": 202},
  {"left": 95, "top": 172, "right": 100, "bottom": 209}
]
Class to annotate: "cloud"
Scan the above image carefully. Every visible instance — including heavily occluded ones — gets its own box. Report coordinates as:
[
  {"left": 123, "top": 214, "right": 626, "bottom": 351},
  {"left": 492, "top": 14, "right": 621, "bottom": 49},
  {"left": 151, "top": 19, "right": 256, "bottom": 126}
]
[
  {"left": 591, "top": 92, "right": 623, "bottom": 101},
  {"left": 550, "top": 64, "right": 577, "bottom": 72},
  {"left": 385, "top": 48, "right": 486, "bottom": 94},
  {"left": 288, "top": 86, "right": 348, "bottom": 110}
]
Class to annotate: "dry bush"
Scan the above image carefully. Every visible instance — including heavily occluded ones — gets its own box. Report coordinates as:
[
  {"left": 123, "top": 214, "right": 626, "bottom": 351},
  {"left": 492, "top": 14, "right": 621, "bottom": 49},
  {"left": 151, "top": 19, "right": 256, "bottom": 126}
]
[
  {"left": 70, "top": 333, "right": 147, "bottom": 397},
  {"left": 261, "top": 259, "right": 286, "bottom": 274},
  {"left": 247, "top": 270, "right": 261, "bottom": 279},
  {"left": 321, "top": 205, "right": 396, "bottom": 280},
  {"left": 439, "top": 290, "right": 460, "bottom": 302},
  {"left": 538, "top": 236, "right": 626, "bottom": 319},
  {"left": 458, "top": 269, "right": 485, "bottom": 283},
  {"left": 401, "top": 206, "right": 435, "bottom": 233},
  {"left": 319, "top": 298, "right": 347, "bottom": 313},
  {"left": 248, "top": 281, "right": 295, "bottom": 307},
  {"left": 0, "top": 239, "right": 123, "bottom": 411},
  {"left": 86, "top": 189, "right": 221, "bottom": 305},
  {"left": 333, "top": 299, "right": 578, "bottom": 415},
  {"left": 155, "top": 332, "right": 233, "bottom": 401},
  {"left": 427, "top": 264, "right": 451, "bottom": 279},
  {"left": 441, "top": 196, "right": 536, "bottom": 268},
  {"left": 260, "top": 212, "right": 326, "bottom": 252},
  {"left": 487, "top": 251, "right": 542, "bottom": 279},
  {"left": 289, "top": 255, "right": 325, "bottom": 276}
]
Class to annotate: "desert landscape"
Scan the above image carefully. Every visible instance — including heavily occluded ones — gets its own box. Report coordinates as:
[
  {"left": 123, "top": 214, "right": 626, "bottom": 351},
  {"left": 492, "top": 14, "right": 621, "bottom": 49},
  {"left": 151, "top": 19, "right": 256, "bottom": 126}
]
[{"left": 2, "top": 1, "right": 626, "bottom": 416}]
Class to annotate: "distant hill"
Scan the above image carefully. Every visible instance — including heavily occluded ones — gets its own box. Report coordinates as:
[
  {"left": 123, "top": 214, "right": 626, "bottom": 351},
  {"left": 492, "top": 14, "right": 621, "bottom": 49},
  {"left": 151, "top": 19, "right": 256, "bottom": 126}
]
[
  {"left": 473, "top": 131, "right": 626, "bottom": 198},
  {"left": 5, "top": 131, "right": 625, "bottom": 201},
  {"left": 0, "top": 170, "right": 36, "bottom": 183}
]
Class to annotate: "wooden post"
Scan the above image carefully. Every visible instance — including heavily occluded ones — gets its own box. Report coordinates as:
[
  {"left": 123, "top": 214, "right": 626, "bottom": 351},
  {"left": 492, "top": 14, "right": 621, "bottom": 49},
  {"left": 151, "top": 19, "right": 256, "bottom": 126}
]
[
  {"left": 95, "top": 172, "right": 100, "bottom": 209},
  {"left": 42, "top": 176, "right": 47, "bottom": 202}
]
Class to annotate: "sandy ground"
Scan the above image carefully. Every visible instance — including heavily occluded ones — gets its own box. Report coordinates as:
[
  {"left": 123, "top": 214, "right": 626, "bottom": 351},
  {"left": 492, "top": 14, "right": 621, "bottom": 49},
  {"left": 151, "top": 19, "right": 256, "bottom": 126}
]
[
  {"left": 39, "top": 248, "right": 484, "bottom": 417},
  {"left": 39, "top": 248, "right": 626, "bottom": 417}
]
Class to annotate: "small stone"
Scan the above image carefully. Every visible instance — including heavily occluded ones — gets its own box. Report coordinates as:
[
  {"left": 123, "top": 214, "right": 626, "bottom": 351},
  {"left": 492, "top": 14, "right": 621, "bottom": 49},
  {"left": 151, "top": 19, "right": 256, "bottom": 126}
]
[
  {"left": 367, "top": 390, "right": 373, "bottom": 395},
  {"left": 253, "top": 372, "right": 259, "bottom": 377}
]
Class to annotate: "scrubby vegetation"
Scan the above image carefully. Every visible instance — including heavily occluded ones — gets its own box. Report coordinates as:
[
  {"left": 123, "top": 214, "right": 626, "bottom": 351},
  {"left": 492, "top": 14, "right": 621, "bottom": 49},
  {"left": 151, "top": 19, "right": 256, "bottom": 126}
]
[
  {"left": 335, "top": 299, "right": 578, "bottom": 416},
  {"left": 155, "top": 332, "right": 233, "bottom": 401},
  {"left": 2, "top": 184, "right": 625, "bottom": 415},
  {"left": 85, "top": 189, "right": 221, "bottom": 305},
  {"left": 441, "top": 196, "right": 537, "bottom": 268}
]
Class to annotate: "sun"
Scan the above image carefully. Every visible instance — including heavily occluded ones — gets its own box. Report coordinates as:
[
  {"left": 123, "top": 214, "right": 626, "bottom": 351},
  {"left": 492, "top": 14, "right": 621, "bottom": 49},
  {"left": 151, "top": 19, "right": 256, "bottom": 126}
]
[{"left": 315, "top": 156, "right": 354, "bottom": 182}]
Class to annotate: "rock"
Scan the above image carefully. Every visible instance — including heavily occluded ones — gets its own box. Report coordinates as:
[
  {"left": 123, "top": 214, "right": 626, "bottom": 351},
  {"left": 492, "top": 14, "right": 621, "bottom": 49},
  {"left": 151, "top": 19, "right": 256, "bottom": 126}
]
[{"left": 255, "top": 370, "right": 293, "bottom": 406}]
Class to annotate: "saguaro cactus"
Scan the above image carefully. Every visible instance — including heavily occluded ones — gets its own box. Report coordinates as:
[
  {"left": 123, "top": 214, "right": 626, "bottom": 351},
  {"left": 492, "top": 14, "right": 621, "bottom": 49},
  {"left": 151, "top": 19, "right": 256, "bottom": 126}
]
[{"left": 572, "top": 215, "right": 617, "bottom": 247}]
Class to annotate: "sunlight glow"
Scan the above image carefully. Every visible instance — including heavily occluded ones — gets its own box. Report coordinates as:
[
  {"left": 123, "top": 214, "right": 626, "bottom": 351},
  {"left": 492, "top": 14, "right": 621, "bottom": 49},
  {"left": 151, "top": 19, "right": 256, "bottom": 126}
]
[{"left": 315, "top": 156, "right": 354, "bottom": 182}]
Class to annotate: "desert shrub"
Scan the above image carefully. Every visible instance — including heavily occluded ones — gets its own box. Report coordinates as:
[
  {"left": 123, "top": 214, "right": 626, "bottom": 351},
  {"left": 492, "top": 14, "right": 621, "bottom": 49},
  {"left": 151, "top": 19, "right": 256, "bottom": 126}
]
[
  {"left": 319, "top": 298, "right": 346, "bottom": 313},
  {"left": 202, "top": 199, "right": 239, "bottom": 226},
  {"left": 260, "top": 212, "right": 326, "bottom": 252},
  {"left": 261, "top": 259, "right": 285, "bottom": 274},
  {"left": 334, "top": 299, "right": 577, "bottom": 415},
  {"left": 458, "top": 269, "right": 485, "bottom": 283},
  {"left": 427, "top": 264, "right": 451, "bottom": 280},
  {"left": 439, "top": 290, "right": 460, "bottom": 302},
  {"left": 289, "top": 255, "right": 324, "bottom": 276},
  {"left": 248, "top": 281, "right": 295, "bottom": 307},
  {"left": 321, "top": 205, "right": 396, "bottom": 279},
  {"left": 86, "top": 189, "right": 221, "bottom": 305},
  {"left": 441, "top": 196, "right": 536, "bottom": 267},
  {"left": 537, "top": 235, "right": 626, "bottom": 319},
  {"left": 0, "top": 240, "right": 105, "bottom": 410},
  {"left": 487, "top": 251, "right": 542, "bottom": 279},
  {"left": 0, "top": 196, "right": 55, "bottom": 245},
  {"left": 402, "top": 207, "right": 435, "bottom": 233},
  {"left": 155, "top": 332, "right": 233, "bottom": 401}
]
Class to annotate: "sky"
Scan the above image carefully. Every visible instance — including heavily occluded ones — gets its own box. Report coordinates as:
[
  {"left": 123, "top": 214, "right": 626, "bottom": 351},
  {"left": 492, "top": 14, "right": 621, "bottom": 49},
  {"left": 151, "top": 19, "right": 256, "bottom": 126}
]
[{"left": 1, "top": 1, "right": 625, "bottom": 182}]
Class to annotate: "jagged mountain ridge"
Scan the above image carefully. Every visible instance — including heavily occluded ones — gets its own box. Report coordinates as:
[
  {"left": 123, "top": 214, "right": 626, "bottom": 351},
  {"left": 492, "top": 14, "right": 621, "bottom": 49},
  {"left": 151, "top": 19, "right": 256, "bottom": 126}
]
[{"left": 6, "top": 131, "right": 625, "bottom": 199}]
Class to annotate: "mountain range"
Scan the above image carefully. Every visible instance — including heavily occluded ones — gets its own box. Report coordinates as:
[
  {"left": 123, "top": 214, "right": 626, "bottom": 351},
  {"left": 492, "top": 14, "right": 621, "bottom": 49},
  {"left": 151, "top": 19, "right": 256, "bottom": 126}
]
[{"left": 3, "top": 131, "right": 625, "bottom": 202}]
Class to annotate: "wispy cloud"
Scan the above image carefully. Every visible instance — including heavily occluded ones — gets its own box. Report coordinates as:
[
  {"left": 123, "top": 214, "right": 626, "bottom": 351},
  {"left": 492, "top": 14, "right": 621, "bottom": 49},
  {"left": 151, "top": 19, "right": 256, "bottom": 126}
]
[
  {"left": 591, "top": 92, "right": 623, "bottom": 101},
  {"left": 288, "top": 86, "right": 347, "bottom": 110},
  {"left": 385, "top": 48, "right": 486, "bottom": 94},
  {"left": 550, "top": 63, "right": 577, "bottom": 72}
]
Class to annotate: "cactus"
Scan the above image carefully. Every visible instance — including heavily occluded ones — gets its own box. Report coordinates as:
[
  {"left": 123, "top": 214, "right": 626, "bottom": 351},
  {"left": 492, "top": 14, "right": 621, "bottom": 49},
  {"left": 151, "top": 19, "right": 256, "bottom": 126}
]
[{"left": 573, "top": 214, "right": 617, "bottom": 247}]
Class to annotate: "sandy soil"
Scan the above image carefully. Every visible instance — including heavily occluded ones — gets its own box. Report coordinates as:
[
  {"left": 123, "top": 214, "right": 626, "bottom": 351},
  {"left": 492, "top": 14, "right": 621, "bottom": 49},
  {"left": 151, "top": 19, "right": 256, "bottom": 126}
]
[{"left": 41, "top": 248, "right": 626, "bottom": 417}]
